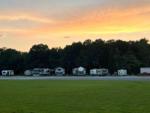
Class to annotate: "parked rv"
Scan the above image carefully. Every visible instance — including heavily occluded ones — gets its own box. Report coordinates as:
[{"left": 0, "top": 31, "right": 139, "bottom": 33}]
[
  {"left": 90, "top": 69, "right": 98, "bottom": 75},
  {"left": 24, "top": 70, "right": 32, "bottom": 76},
  {"left": 140, "top": 67, "right": 150, "bottom": 75},
  {"left": 32, "top": 68, "right": 50, "bottom": 76},
  {"left": 117, "top": 69, "right": 127, "bottom": 76},
  {"left": 90, "top": 68, "right": 109, "bottom": 76},
  {"left": 55, "top": 67, "right": 65, "bottom": 76},
  {"left": 73, "top": 67, "right": 86, "bottom": 76},
  {"left": 1, "top": 70, "right": 14, "bottom": 76},
  {"left": 90, "top": 69, "right": 99, "bottom": 76}
]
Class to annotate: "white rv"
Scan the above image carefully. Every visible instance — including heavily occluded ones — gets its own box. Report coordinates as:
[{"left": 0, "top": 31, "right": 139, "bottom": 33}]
[
  {"left": 90, "top": 68, "right": 109, "bottom": 76},
  {"left": 73, "top": 67, "right": 86, "bottom": 76},
  {"left": 55, "top": 67, "right": 65, "bottom": 76},
  {"left": 32, "top": 68, "right": 50, "bottom": 76},
  {"left": 1, "top": 70, "right": 14, "bottom": 76},
  {"left": 90, "top": 69, "right": 97, "bottom": 75},
  {"left": 117, "top": 69, "right": 127, "bottom": 76},
  {"left": 140, "top": 67, "right": 150, "bottom": 75},
  {"left": 24, "top": 70, "right": 32, "bottom": 76}
]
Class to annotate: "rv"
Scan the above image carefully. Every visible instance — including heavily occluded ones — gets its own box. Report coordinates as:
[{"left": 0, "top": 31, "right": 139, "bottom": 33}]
[
  {"left": 140, "top": 67, "right": 150, "bottom": 75},
  {"left": 24, "top": 70, "right": 32, "bottom": 76},
  {"left": 1, "top": 70, "right": 14, "bottom": 76},
  {"left": 32, "top": 68, "right": 50, "bottom": 76},
  {"left": 90, "top": 69, "right": 99, "bottom": 76},
  {"left": 73, "top": 67, "right": 86, "bottom": 76},
  {"left": 117, "top": 69, "right": 127, "bottom": 76},
  {"left": 55, "top": 67, "right": 65, "bottom": 76},
  {"left": 90, "top": 68, "right": 109, "bottom": 76}
]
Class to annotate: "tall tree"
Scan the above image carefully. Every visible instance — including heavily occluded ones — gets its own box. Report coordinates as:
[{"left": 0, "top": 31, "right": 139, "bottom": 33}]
[{"left": 28, "top": 44, "right": 49, "bottom": 68}]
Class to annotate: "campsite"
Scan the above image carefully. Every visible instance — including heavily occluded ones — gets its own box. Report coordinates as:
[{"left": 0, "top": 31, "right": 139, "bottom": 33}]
[{"left": 0, "top": 0, "right": 150, "bottom": 113}]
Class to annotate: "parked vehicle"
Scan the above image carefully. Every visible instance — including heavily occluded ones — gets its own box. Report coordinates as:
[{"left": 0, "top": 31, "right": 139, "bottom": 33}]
[
  {"left": 73, "top": 67, "right": 86, "bottom": 76},
  {"left": 24, "top": 70, "right": 32, "bottom": 76},
  {"left": 1, "top": 70, "right": 14, "bottom": 76},
  {"left": 90, "top": 69, "right": 99, "bottom": 76},
  {"left": 55, "top": 67, "right": 65, "bottom": 76},
  {"left": 117, "top": 69, "right": 127, "bottom": 76},
  {"left": 32, "top": 68, "right": 50, "bottom": 76},
  {"left": 140, "top": 67, "right": 150, "bottom": 75},
  {"left": 90, "top": 68, "right": 109, "bottom": 76}
]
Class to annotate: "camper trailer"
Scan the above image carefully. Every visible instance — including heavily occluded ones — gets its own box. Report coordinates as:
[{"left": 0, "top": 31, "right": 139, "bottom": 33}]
[
  {"left": 90, "top": 68, "right": 109, "bottom": 76},
  {"left": 73, "top": 67, "right": 86, "bottom": 76},
  {"left": 90, "top": 69, "right": 100, "bottom": 76},
  {"left": 117, "top": 69, "right": 127, "bottom": 76},
  {"left": 140, "top": 67, "right": 150, "bottom": 75},
  {"left": 55, "top": 67, "right": 65, "bottom": 76},
  {"left": 24, "top": 70, "right": 32, "bottom": 76},
  {"left": 32, "top": 68, "right": 50, "bottom": 76},
  {"left": 1, "top": 70, "right": 14, "bottom": 76}
]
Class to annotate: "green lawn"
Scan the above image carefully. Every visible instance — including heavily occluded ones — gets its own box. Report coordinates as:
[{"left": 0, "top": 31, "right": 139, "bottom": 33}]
[{"left": 0, "top": 80, "right": 150, "bottom": 113}]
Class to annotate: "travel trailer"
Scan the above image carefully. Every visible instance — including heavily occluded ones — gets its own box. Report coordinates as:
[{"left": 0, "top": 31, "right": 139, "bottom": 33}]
[
  {"left": 90, "top": 68, "right": 109, "bottom": 76},
  {"left": 140, "top": 67, "right": 150, "bottom": 75},
  {"left": 90, "top": 69, "right": 99, "bottom": 76},
  {"left": 24, "top": 70, "right": 32, "bottom": 76},
  {"left": 73, "top": 67, "right": 86, "bottom": 76},
  {"left": 1, "top": 70, "right": 14, "bottom": 76},
  {"left": 117, "top": 69, "right": 127, "bottom": 76},
  {"left": 55, "top": 67, "right": 65, "bottom": 76},
  {"left": 32, "top": 68, "right": 50, "bottom": 76}
]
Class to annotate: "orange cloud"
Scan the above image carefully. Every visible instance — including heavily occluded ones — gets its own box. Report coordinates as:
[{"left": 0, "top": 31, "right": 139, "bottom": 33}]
[
  {"left": 23, "top": 5, "right": 149, "bottom": 38},
  {"left": 1, "top": 5, "right": 150, "bottom": 43},
  {"left": 0, "top": 11, "right": 55, "bottom": 24}
]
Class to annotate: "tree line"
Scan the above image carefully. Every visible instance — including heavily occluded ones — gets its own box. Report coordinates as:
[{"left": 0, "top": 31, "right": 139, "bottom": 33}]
[{"left": 0, "top": 38, "right": 150, "bottom": 75}]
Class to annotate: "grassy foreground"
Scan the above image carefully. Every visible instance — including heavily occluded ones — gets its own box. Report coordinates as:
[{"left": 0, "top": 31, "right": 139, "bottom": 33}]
[{"left": 0, "top": 80, "right": 150, "bottom": 113}]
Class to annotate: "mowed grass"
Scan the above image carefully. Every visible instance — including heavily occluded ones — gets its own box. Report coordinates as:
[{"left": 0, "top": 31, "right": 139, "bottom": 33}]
[{"left": 0, "top": 80, "right": 150, "bottom": 113}]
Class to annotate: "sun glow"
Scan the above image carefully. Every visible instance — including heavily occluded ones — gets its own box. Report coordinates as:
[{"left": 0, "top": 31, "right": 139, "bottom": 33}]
[{"left": 0, "top": 0, "right": 150, "bottom": 51}]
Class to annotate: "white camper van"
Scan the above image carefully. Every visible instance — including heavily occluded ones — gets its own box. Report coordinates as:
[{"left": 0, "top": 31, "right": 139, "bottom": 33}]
[{"left": 1, "top": 70, "right": 14, "bottom": 76}]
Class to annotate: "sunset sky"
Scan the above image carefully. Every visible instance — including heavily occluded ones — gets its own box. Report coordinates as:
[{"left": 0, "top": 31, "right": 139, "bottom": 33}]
[{"left": 0, "top": 0, "right": 150, "bottom": 51}]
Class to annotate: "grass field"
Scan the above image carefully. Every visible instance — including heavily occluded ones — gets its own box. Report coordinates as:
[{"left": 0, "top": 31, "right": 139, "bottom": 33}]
[{"left": 0, "top": 80, "right": 150, "bottom": 113}]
